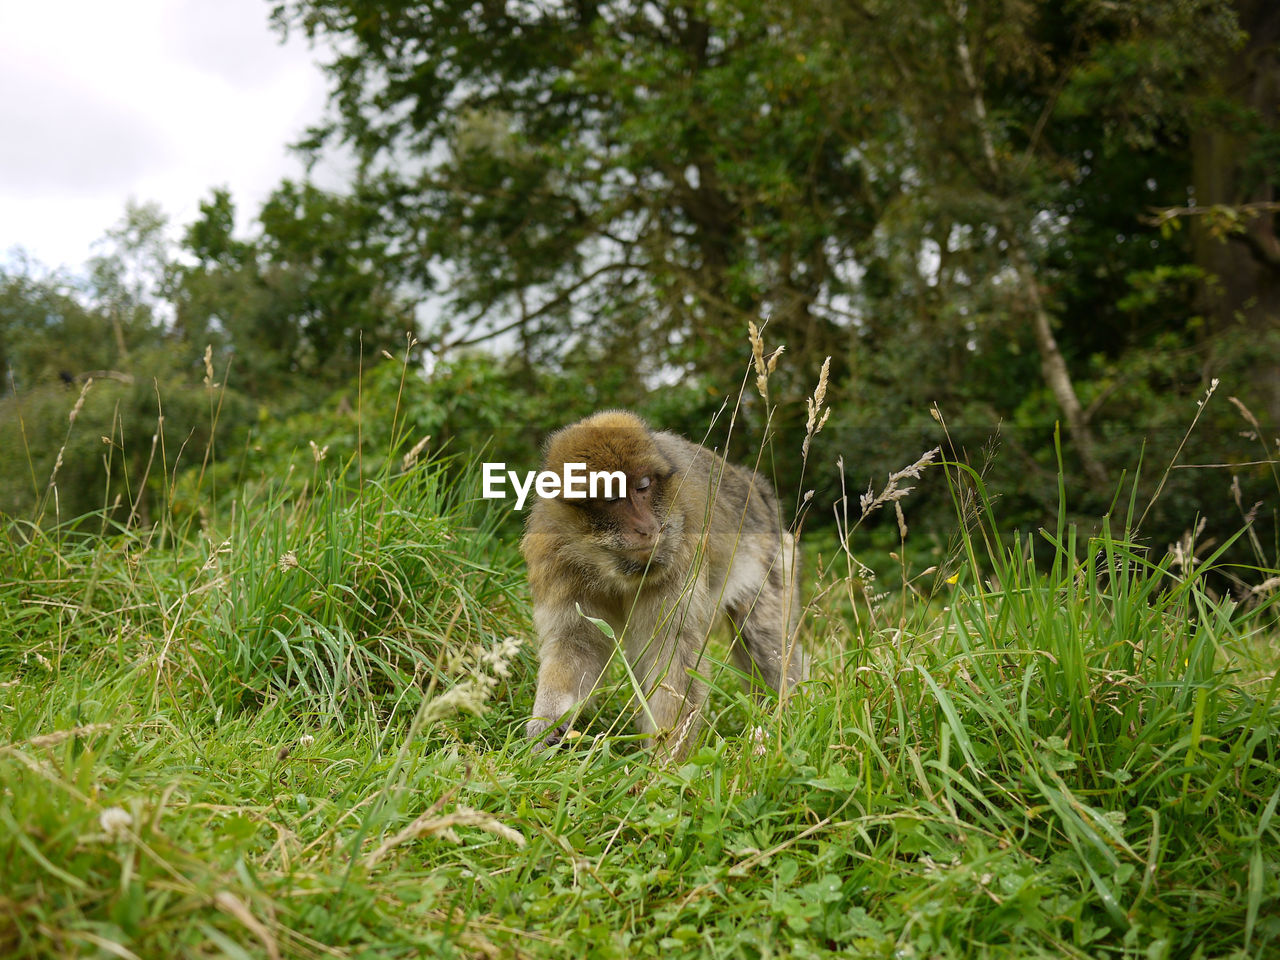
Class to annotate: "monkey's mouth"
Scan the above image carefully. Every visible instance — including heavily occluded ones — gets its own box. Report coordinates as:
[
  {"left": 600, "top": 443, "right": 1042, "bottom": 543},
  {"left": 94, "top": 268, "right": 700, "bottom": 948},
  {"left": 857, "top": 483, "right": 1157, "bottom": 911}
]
[{"left": 615, "top": 547, "right": 665, "bottom": 577}]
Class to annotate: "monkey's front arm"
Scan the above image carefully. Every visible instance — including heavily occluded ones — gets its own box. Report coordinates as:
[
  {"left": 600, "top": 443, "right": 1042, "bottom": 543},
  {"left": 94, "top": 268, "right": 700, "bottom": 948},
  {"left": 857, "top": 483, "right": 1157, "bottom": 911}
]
[{"left": 526, "top": 611, "right": 613, "bottom": 749}]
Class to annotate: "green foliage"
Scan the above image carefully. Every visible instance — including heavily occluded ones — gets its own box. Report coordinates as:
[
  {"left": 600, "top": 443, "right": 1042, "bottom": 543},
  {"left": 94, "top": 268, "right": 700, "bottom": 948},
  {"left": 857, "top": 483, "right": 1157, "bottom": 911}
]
[
  {"left": 265, "top": 0, "right": 1273, "bottom": 569},
  {"left": 174, "top": 347, "right": 738, "bottom": 531},
  {"left": 274, "top": 0, "right": 879, "bottom": 384},
  {"left": 1, "top": 182, "right": 428, "bottom": 527},
  {"left": 1, "top": 428, "right": 1277, "bottom": 957},
  {"left": 0, "top": 366, "right": 216, "bottom": 524},
  {"left": 173, "top": 182, "right": 423, "bottom": 402},
  {"left": 1, "top": 272, "right": 121, "bottom": 390},
  {"left": 199, "top": 467, "right": 520, "bottom": 720},
  {"left": 9, "top": 0, "right": 1279, "bottom": 573},
  {"left": 3, "top": 5, "right": 1280, "bottom": 946}
]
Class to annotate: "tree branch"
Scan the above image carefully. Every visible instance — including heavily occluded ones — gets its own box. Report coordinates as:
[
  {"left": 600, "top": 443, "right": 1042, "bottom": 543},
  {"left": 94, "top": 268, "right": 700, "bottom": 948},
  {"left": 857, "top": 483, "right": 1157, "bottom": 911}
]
[{"left": 440, "top": 260, "right": 638, "bottom": 351}]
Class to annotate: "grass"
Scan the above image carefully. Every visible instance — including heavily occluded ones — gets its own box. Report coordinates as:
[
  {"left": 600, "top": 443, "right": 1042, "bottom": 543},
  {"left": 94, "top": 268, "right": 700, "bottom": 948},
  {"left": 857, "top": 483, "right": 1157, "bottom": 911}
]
[{"left": 1, "top": 399, "right": 1278, "bottom": 958}]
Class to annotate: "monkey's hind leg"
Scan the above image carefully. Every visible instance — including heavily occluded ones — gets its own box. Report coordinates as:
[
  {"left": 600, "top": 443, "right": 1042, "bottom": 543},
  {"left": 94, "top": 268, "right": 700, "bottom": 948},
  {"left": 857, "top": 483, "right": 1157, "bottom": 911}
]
[
  {"left": 629, "top": 629, "right": 710, "bottom": 763},
  {"left": 728, "top": 532, "right": 807, "bottom": 696},
  {"left": 527, "top": 636, "right": 611, "bottom": 750}
]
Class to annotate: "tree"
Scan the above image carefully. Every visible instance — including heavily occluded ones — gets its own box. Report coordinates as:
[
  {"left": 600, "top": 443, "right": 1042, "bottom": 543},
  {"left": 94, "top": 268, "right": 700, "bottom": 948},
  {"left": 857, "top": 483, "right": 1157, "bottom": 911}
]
[
  {"left": 1182, "top": 0, "right": 1280, "bottom": 424},
  {"left": 1, "top": 202, "right": 172, "bottom": 390},
  {"left": 272, "top": 0, "right": 885, "bottom": 390},
  {"left": 788, "top": 0, "right": 1244, "bottom": 493},
  {"left": 173, "top": 183, "right": 422, "bottom": 400},
  {"left": 0, "top": 213, "right": 244, "bottom": 525}
]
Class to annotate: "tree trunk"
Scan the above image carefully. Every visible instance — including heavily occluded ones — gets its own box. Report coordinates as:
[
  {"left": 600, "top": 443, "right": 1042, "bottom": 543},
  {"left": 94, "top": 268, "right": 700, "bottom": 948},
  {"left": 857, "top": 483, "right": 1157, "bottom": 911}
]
[
  {"left": 1190, "top": 0, "right": 1280, "bottom": 423},
  {"left": 951, "top": 2, "right": 1110, "bottom": 488},
  {"left": 1006, "top": 239, "right": 1110, "bottom": 488}
]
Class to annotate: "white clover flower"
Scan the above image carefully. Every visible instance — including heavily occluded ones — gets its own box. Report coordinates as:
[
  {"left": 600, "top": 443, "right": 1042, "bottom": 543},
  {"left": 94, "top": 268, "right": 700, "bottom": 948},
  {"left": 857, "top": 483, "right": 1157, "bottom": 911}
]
[{"left": 99, "top": 806, "right": 132, "bottom": 840}]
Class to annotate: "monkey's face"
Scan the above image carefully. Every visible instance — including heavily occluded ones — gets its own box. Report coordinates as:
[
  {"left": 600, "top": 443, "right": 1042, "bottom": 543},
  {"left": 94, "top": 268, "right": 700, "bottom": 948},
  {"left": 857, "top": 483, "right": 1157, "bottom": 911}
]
[
  {"left": 534, "top": 412, "right": 685, "bottom": 585},
  {"left": 568, "top": 469, "right": 681, "bottom": 578}
]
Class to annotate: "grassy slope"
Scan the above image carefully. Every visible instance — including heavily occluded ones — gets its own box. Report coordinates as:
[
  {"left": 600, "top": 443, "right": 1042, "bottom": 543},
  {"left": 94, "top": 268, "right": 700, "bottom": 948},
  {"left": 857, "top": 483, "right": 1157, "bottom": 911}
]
[{"left": 1, "top": 451, "right": 1278, "bottom": 960}]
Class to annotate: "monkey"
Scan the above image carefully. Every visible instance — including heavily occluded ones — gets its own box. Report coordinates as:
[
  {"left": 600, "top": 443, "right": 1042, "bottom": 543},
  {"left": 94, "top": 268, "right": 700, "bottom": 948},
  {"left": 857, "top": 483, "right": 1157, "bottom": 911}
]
[{"left": 520, "top": 410, "right": 807, "bottom": 761}]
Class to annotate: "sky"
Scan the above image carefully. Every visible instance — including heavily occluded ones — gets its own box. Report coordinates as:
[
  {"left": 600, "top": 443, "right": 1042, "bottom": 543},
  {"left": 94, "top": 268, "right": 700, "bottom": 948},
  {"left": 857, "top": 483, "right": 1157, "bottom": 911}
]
[{"left": 0, "top": 0, "right": 345, "bottom": 275}]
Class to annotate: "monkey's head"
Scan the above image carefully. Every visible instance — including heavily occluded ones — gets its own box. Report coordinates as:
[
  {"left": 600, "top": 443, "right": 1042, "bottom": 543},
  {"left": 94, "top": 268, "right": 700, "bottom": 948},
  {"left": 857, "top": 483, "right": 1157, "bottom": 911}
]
[{"left": 535, "top": 411, "right": 682, "bottom": 581}]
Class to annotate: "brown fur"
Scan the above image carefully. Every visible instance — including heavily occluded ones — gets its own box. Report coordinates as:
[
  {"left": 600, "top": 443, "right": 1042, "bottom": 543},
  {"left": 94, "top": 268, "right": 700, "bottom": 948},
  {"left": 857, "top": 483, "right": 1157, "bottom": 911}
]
[{"left": 521, "top": 411, "right": 807, "bottom": 761}]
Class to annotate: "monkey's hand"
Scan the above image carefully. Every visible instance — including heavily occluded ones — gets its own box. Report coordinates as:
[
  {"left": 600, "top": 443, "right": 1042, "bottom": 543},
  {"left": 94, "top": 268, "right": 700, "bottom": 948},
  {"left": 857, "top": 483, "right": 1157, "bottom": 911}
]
[{"left": 526, "top": 716, "right": 572, "bottom": 752}]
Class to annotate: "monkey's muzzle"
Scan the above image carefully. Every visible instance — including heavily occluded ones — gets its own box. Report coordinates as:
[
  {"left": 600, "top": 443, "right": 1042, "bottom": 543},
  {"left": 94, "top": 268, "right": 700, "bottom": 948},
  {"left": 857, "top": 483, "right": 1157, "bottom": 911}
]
[{"left": 615, "top": 544, "right": 664, "bottom": 577}]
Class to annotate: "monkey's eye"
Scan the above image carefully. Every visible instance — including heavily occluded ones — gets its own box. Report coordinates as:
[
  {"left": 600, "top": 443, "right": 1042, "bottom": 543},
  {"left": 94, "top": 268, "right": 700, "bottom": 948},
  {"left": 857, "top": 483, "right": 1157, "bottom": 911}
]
[{"left": 635, "top": 476, "right": 651, "bottom": 492}]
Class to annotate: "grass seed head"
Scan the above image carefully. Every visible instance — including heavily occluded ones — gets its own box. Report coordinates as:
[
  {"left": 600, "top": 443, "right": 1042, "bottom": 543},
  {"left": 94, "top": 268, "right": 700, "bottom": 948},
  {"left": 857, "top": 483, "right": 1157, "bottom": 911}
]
[
  {"left": 402, "top": 434, "right": 432, "bottom": 471},
  {"left": 802, "top": 356, "right": 832, "bottom": 458},
  {"left": 202, "top": 345, "right": 217, "bottom": 389},
  {"left": 748, "top": 321, "right": 771, "bottom": 401},
  {"left": 68, "top": 378, "right": 93, "bottom": 424}
]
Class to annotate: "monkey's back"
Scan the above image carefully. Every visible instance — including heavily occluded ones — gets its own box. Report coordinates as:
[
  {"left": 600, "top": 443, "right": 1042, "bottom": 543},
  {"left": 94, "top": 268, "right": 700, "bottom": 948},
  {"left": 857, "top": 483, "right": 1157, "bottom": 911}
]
[{"left": 651, "top": 431, "right": 786, "bottom": 543}]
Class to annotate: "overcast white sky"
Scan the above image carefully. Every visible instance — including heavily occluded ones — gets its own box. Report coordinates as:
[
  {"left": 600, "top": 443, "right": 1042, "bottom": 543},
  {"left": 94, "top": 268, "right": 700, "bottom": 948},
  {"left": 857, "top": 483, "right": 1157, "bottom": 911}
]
[{"left": 0, "top": 0, "right": 344, "bottom": 275}]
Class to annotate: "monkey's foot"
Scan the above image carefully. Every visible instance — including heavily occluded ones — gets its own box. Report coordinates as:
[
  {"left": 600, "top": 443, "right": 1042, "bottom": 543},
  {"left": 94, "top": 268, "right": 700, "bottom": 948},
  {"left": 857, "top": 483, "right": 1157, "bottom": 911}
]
[{"left": 527, "top": 717, "right": 571, "bottom": 752}]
